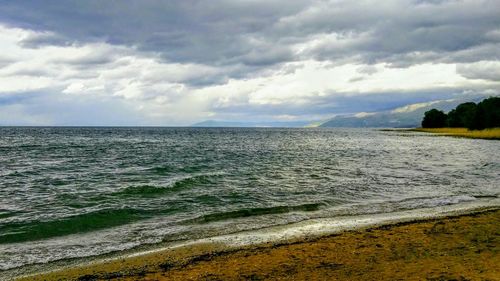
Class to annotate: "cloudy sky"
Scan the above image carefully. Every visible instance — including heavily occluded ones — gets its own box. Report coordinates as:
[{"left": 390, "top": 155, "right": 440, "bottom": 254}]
[{"left": 0, "top": 0, "right": 499, "bottom": 125}]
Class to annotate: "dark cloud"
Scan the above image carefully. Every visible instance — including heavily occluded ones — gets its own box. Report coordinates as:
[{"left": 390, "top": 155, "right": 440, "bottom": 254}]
[
  {"left": 299, "top": 2, "right": 500, "bottom": 65},
  {"left": 208, "top": 86, "right": 496, "bottom": 119},
  {"left": 18, "top": 32, "right": 70, "bottom": 48},
  {"left": 356, "top": 65, "right": 378, "bottom": 75},
  {"left": 238, "top": 46, "right": 295, "bottom": 66},
  {"left": 52, "top": 53, "right": 118, "bottom": 69},
  {"left": 3, "top": 68, "right": 54, "bottom": 77},
  {"left": 0, "top": 0, "right": 499, "bottom": 125},
  {"left": 0, "top": 57, "right": 14, "bottom": 68},
  {"left": 2, "top": 0, "right": 498, "bottom": 71},
  {"left": 0, "top": 1, "right": 307, "bottom": 66},
  {"left": 348, "top": 76, "right": 365, "bottom": 82},
  {"left": 457, "top": 62, "right": 500, "bottom": 81}
]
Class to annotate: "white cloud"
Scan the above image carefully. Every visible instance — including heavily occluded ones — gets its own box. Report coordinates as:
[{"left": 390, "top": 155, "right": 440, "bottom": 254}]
[
  {"left": 0, "top": 0, "right": 499, "bottom": 125},
  {"left": 0, "top": 25, "right": 227, "bottom": 124},
  {"left": 392, "top": 100, "right": 444, "bottom": 113},
  {"left": 354, "top": 112, "right": 376, "bottom": 118}
]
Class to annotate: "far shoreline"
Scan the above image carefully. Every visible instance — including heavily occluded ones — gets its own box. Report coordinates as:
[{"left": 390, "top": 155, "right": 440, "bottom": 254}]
[
  {"left": 412, "top": 127, "right": 500, "bottom": 140},
  {"left": 383, "top": 127, "right": 500, "bottom": 140}
]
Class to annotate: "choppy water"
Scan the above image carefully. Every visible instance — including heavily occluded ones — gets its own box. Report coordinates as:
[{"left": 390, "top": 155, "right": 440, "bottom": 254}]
[{"left": 0, "top": 127, "right": 499, "bottom": 271}]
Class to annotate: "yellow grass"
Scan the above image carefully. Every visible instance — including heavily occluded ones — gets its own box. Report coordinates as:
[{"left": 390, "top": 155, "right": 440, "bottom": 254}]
[{"left": 412, "top": 127, "right": 500, "bottom": 140}]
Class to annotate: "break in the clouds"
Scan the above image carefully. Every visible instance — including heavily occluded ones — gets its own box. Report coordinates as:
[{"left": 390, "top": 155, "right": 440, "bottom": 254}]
[{"left": 0, "top": 0, "right": 499, "bottom": 125}]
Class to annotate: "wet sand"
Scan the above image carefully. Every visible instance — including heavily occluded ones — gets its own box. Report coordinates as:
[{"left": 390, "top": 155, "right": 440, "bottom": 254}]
[{"left": 17, "top": 208, "right": 499, "bottom": 281}]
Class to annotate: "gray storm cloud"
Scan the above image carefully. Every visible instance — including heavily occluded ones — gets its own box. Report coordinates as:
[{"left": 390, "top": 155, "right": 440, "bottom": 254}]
[
  {"left": 2, "top": 1, "right": 499, "bottom": 68},
  {"left": 0, "top": 0, "right": 499, "bottom": 125}
]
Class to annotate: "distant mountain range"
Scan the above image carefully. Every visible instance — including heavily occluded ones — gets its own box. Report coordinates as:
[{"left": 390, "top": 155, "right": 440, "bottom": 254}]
[
  {"left": 192, "top": 96, "right": 491, "bottom": 128},
  {"left": 191, "top": 120, "right": 313, "bottom": 128},
  {"left": 319, "top": 96, "right": 492, "bottom": 128}
]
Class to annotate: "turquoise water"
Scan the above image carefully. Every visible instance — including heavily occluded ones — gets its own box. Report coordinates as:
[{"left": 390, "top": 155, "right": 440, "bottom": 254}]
[{"left": 0, "top": 127, "right": 499, "bottom": 270}]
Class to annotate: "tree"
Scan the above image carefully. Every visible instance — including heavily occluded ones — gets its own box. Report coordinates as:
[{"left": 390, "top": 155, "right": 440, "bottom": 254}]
[
  {"left": 447, "top": 102, "right": 476, "bottom": 128},
  {"left": 469, "top": 97, "right": 500, "bottom": 130},
  {"left": 422, "top": 109, "right": 447, "bottom": 128}
]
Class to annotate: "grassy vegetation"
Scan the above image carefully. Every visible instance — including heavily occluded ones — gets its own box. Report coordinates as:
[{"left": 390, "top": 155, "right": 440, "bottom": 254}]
[{"left": 412, "top": 127, "right": 500, "bottom": 140}]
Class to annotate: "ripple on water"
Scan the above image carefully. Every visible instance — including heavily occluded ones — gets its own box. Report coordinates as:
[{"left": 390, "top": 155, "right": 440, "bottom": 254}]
[{"left": 0, "top": 127, "right": 498, "bottom": 271}]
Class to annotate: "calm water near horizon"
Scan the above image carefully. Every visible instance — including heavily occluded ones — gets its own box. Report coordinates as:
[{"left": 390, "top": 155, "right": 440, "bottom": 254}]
[{"left": 0, "top": 127, "right": 499, "bottom": 271}]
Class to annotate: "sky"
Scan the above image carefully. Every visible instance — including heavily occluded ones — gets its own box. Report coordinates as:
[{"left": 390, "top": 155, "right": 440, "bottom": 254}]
[{"left": 0, "top": 0, "right": 499, "bottom": 126}]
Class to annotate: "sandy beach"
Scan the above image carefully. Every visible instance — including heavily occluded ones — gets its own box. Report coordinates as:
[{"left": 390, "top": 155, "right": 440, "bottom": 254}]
[{"left": 14, "top": 208, "right": 499, "bottom": 281}]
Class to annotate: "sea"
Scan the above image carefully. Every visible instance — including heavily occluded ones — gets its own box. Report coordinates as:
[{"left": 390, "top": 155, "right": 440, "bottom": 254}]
[{"left": 0, "top": 127, "right": 499, "bottom": 274}]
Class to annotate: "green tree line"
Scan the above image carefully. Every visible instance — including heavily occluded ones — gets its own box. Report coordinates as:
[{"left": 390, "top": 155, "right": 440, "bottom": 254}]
[{"left": 422, "top": 97, "right": 500, "bottom": 129}]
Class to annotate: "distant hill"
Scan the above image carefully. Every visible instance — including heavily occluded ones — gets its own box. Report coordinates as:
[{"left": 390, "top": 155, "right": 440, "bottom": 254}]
[
  {"left": 191, "top": 120, "right": 314, "bottom": 128},
  {"left": 320, "top": 97, "right": 487, "bottom": 128},
  {"left": 192, "top": 96, "right": 492, "bottom": 128}
]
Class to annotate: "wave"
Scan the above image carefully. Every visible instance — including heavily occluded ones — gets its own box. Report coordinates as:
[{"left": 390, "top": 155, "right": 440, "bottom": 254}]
[
  {"left": 0, "top": 208, "right": 155, "bottom": 244},
  {"left": 148, "top": 165, "right": 176, "bottom": 174},
  {"left": 395, "top": 195, "right": 478, "bottom": 209},
  {"left": 0, "top": 210, "right": 18, "bottom": 219},
  {"left": 148, "top": 164, "right": 209, "bottom": 175},
  {"left": 0, "top": 174, "right": 224, "bottom": 244},
  {"left": 115, "top": 173, "right": 221, "bottom": 198},
  {"left": 185, "top": 203, "right": 324, "bottom": 224}
]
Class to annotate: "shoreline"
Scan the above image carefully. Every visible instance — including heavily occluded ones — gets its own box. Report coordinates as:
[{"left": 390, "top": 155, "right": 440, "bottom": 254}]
[
  {"left": 409, "top": 128, "right": 500, "bottom": 140},
  {"left": 7, "top": 199, "right": 500, "bottom": 281}
]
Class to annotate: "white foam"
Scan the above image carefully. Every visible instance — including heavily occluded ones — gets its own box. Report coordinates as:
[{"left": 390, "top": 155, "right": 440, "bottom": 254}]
[
  {"left": 125, "top": 197, "right": 500, "bottom": 257},
  {"left": 8, "top": 197, "right": 500, "bottom": 281}
]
